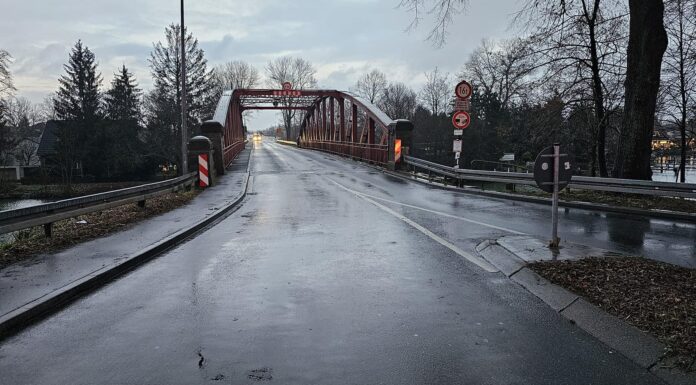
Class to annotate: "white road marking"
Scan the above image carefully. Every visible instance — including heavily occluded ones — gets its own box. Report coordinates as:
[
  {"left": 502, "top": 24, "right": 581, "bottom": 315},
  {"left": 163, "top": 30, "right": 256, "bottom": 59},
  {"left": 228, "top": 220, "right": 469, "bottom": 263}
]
[
  {"left": 354, "top": 191, "right": 527, "bottom": 235},
  {"left": 329, "top": 179, "right": 499, "bottom": 273}
]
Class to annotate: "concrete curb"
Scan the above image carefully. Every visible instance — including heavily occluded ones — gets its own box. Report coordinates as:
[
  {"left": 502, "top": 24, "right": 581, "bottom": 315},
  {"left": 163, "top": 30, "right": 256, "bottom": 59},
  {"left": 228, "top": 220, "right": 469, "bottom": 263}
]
[
  {"left": 476, "top": 238, "right": 696, "bottom": 385},
  {"left": 382, "top": 169, "right": 696, "bottom": 223},
  {"left": 0, "top": 160, "right": 252, "bottom": 340}
]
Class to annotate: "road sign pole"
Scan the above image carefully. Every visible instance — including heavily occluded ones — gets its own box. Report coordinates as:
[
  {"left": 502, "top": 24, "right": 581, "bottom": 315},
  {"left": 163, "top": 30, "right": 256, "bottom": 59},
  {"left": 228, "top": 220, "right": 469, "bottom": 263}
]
[{"left": 551, "top": 144, "right": 560, "bottom": 248}]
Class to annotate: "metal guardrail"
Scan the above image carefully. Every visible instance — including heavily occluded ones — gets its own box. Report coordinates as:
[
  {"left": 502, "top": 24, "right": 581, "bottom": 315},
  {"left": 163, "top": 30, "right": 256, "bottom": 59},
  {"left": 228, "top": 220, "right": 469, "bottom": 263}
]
[
  {"left": 0, "top": 172, "right": 198, "bottom": 236},
  {"left": 404, "top": 156, "right": 696, "bottom": 199}
]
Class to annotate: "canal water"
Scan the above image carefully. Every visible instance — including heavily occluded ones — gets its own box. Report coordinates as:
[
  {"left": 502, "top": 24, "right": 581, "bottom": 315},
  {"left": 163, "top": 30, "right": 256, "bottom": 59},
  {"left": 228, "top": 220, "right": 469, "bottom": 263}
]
[
  {"left": 651, "top": 168, "right": 696, "bottom": 183},
  {"left": 0, "top": 199, "right": 50, "bottom": 243},
  {"left": 0, "top": 199, "right": 48, "bottom": 212}
]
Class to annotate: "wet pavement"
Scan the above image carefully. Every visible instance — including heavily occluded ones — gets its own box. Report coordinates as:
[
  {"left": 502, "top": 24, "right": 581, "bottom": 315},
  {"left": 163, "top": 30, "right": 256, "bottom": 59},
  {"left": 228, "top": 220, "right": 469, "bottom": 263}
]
[
  {"left": 0, "top": 141, "right": 681, "bottom": 384},
  {"left": 0, "top": 149, "right": 249, "bottom": 319}
]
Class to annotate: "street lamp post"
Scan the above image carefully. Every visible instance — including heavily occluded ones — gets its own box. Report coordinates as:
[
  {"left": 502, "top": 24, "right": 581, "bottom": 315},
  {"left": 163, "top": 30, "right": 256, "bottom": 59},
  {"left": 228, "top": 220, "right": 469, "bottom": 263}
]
[{"left": 180, "top": 0, "right": 188, "bottom": 174}]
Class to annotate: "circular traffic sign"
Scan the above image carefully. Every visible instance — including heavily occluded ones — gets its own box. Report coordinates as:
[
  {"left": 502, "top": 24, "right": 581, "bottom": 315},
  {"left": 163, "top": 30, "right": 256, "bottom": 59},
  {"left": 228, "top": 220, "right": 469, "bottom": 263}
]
[
  {"left": 282, "top": 82, "right": 292, "bottom": 90},
  {"left": 455, "top": 80, "right": 472, "bottom": 99},
  {"left": 533, "top": 146, "right": 574, "bottom": 193},
  {"left": 452, "top": 111, "right": 471, "bottom": 129}
]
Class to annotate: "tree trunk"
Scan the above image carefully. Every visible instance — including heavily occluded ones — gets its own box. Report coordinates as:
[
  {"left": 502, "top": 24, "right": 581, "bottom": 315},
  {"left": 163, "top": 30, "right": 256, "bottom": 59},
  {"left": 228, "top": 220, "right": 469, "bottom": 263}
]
[
  {"left": 589, "top": 27, "right": 608, "bottom": 177},
  {"left": 585, "top": 0, "right": 609, "bottom": 177},
  {"left": 680, "top": 125, "right": 687, "bottom": 182},
  {"left": 678, "top": 1, "right": 688, "bottom": 183},
  {"left": 613, "top": 0, "right": 668, "bottom": 180}
]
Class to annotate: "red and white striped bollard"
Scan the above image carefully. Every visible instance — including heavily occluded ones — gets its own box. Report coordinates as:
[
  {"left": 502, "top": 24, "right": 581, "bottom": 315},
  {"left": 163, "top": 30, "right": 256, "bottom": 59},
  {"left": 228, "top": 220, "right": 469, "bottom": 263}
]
[{"left": 198, "top": 154, "right": 210, "bottom": 188}]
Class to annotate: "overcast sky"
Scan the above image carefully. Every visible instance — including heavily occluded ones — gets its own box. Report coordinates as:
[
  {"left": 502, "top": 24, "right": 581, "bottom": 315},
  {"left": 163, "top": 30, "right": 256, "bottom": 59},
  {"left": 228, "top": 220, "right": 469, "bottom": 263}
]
[{"left": 1, "top": 0, "right": 521, "bottom": 130}]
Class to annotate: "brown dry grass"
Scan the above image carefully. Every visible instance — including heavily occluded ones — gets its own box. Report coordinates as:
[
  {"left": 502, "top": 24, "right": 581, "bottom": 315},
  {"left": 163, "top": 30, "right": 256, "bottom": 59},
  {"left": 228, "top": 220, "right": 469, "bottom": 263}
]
[
  {"left": 0, "top": 190, "right": 199, "bottom": 269},
  {"left": 530, "top": 257, "right": 696, "bottom": 370},
  {"left": 524, "top": 188, "right": 696, "bottom": 214}
]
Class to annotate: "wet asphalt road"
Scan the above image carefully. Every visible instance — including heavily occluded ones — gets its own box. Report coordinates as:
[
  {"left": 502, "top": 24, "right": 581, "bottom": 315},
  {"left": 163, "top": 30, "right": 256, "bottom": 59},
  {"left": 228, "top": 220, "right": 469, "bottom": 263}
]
[{"left": 0, "top": 140, "right": 680, "bottom": 384}]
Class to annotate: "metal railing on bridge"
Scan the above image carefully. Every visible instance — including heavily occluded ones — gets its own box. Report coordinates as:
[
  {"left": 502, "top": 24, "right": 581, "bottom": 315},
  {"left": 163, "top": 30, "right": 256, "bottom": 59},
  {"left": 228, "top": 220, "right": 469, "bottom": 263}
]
[
  {"left": 404, "top": 156, "right": 696, "bottom": 199},
  {"left": 0, "top": 172, "right": 197, "bottom": 237},
  {"left": 303, "top": 141, "right": 389, "bottom": 165}
]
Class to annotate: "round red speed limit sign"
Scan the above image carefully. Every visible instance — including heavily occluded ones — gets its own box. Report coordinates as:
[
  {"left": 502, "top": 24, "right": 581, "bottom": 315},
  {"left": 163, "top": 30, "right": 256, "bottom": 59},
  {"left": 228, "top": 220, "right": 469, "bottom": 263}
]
[
  {"left": 455, "top": 80, "right": 472, "bottom": 99},
  {"left": 452, "top": 111, "right": 471, "bottom": 129}
]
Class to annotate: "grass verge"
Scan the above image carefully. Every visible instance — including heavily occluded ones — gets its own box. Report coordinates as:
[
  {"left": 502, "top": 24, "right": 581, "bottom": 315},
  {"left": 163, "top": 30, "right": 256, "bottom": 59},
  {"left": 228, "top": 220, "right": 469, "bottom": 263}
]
[
  {"left": 0, "top": 189, "right": 199, "bottom": 269},
  {"left": 414, "top": 173, "right": 696, "bottom": 214},
  {"left": 529, "top": 257, "right": 696, "bottom": 371},
  {"left": 521, "top": 188, "right": 696, "bottom": 214},
  {"left": 1, "top": 181, "right": 153, "bottom": 199}
]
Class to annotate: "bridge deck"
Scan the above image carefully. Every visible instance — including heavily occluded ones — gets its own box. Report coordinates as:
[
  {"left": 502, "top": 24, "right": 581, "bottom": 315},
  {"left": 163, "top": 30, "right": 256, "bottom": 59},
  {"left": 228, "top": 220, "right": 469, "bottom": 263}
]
[{"left": 1, "top": 141, "right": 692, "bottom": 384}]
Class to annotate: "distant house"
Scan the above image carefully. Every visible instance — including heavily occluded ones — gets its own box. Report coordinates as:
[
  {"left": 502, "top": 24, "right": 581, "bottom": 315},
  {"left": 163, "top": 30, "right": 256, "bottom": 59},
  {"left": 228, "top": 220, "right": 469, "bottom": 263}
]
[
  {"left": 652, "top": 125, "right": 684, "bottom": 151},
  {"left": 36, "top": 120, "right": 83, "bottom": 176},
  {"left": 36, "top": 120, "right": 59, "bottom": 167}
]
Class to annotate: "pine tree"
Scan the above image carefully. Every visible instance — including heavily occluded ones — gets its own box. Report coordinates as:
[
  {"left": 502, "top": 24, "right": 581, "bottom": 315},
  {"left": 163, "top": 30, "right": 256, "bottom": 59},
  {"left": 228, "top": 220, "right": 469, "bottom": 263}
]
[
  {"left": 146, "top": 24, "right": 214, "bottom": 172},
  {"left": 89, "top": 65, "right": 144, "bottom": 179},
  {"left": 143, "top": 87, "right": 179, "bottom": 172},
  {"left": 53, "top": 40, "right": 103, "bottom": 185},
  {"left": 55, "top": 40, "right": 102, "bottom": 123},
  {"left": 105, "top": 65, "right": 142, "bottom": 122}
]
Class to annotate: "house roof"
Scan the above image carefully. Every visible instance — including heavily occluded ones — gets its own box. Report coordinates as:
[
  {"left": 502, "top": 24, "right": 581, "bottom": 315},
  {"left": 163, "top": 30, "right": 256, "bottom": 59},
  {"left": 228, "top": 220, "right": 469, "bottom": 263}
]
[{"left": 36, "top": 120, "right": 60, "bottom": 157}]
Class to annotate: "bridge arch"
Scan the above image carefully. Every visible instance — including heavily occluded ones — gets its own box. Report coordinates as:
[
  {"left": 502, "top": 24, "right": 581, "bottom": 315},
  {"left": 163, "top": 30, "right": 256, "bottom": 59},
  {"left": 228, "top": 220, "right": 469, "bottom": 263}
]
[{"left": 206, "top": 88, "right": 413, "bottom": 172}]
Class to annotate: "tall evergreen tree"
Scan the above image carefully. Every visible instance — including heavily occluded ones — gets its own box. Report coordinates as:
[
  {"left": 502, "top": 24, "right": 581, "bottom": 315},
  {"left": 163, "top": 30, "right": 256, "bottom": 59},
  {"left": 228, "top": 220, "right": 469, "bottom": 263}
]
[
  {"left": 143, "top": 86, "right": 178, "bottom": 171},
  {"left": 105, "top": 65, "right": 142, "bottom": 122},
  {"left": 53, "top": 40, "right": 103, "bottom": 184},
  {"left": 89, "top": 65, "right": 144, "bottom": 179},
  {"left": 146, "top": 24, "right": 214, "bottom": 172},
  {"left": 54, "top": 40, "right": 102, "bottom": 123}
]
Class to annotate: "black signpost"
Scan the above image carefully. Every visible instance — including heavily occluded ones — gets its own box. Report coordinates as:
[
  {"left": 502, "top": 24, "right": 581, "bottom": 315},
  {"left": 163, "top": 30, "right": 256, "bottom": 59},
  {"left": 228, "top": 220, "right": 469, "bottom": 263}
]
[{"left": 533, "top": 144, "right": 573, "bottom": 248}]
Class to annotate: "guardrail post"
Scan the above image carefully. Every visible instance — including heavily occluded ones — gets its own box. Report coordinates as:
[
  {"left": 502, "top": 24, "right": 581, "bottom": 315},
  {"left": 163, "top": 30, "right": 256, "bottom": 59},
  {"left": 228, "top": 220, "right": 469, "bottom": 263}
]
[
  {"left": 200, "top": 120, "right": 225, "bottom": 176},
  {"left": 188, "top": 136, "right": 215, "bottom": 188}
]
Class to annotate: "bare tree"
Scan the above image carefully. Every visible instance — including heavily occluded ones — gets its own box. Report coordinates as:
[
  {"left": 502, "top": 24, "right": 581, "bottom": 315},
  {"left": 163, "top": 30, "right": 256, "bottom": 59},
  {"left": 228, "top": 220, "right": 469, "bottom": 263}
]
[
  {"left": 461, "top": 38, "right": 536, "bottom": 109},
  {"left": 516, "top": 0, "right": 627, "bottom": 177},
  {"left": 352, "top": 69, "right": 388, "bottom": 104},
  {"left": 659, "top": 0, "right": 696, "bottom": 182},
  {"left": 0, "top": 50, "right": 14, "bottom": 99},
  {"left": 419, "top": 67, "right": 450, "bottom": 115},
  {"left": 380, "top": 82, "right": 418, "bottom": 120},
  {"left": 212, "top": 60, "right": 260, "bottom": 120},
  {"left": 38, "top": 93, "right": 57, "bottom": 122},
  {"left": 5, "top": 97, "right": 42, "bottom": 128},
  {"left": 266, "top": 56, "right": 317, "bottom": 139},
  {"left": 399, "top": 0, "right": 470, "bottom": 47},
  {"left": 0, "top": 50, "right": 15, "bottom": 167},
  {"left": 8, "top": 99, "right": 42, "bottom": 167},
  {"left": 213, "top": 60, "right": 260, "bottom": 91},
  {"left": 3, "top": 97, "right": 42, "bottom": 165},
  {"left": 401, "top": 0, "right": 667, "bottom": 180}
]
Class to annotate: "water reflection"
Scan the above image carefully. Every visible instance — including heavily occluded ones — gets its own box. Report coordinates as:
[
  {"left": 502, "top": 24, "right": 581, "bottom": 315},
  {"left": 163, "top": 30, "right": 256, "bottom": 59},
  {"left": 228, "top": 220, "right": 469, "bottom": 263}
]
[
  {"left": 606, "top": 213, "right": 651, "bottom": 248},
  {"left": 0, "top": 199, "right": 47, "bottom": 212}
]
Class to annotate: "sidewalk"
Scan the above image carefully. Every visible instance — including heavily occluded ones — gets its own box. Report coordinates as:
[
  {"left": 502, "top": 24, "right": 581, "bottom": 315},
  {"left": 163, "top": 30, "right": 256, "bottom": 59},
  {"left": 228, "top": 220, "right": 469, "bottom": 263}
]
[
  {"left": 477, "top": 235, "right": 696, "bottom": 385},
  {"left": 0, "top": 148, "right": 251, "bottom": 320}
]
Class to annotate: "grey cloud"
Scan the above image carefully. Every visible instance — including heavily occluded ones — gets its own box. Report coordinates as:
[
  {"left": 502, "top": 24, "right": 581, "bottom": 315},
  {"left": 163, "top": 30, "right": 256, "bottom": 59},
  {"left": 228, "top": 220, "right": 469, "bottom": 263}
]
[{"left": 1, "top": 0, "right": 521, "bottom": 129}]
